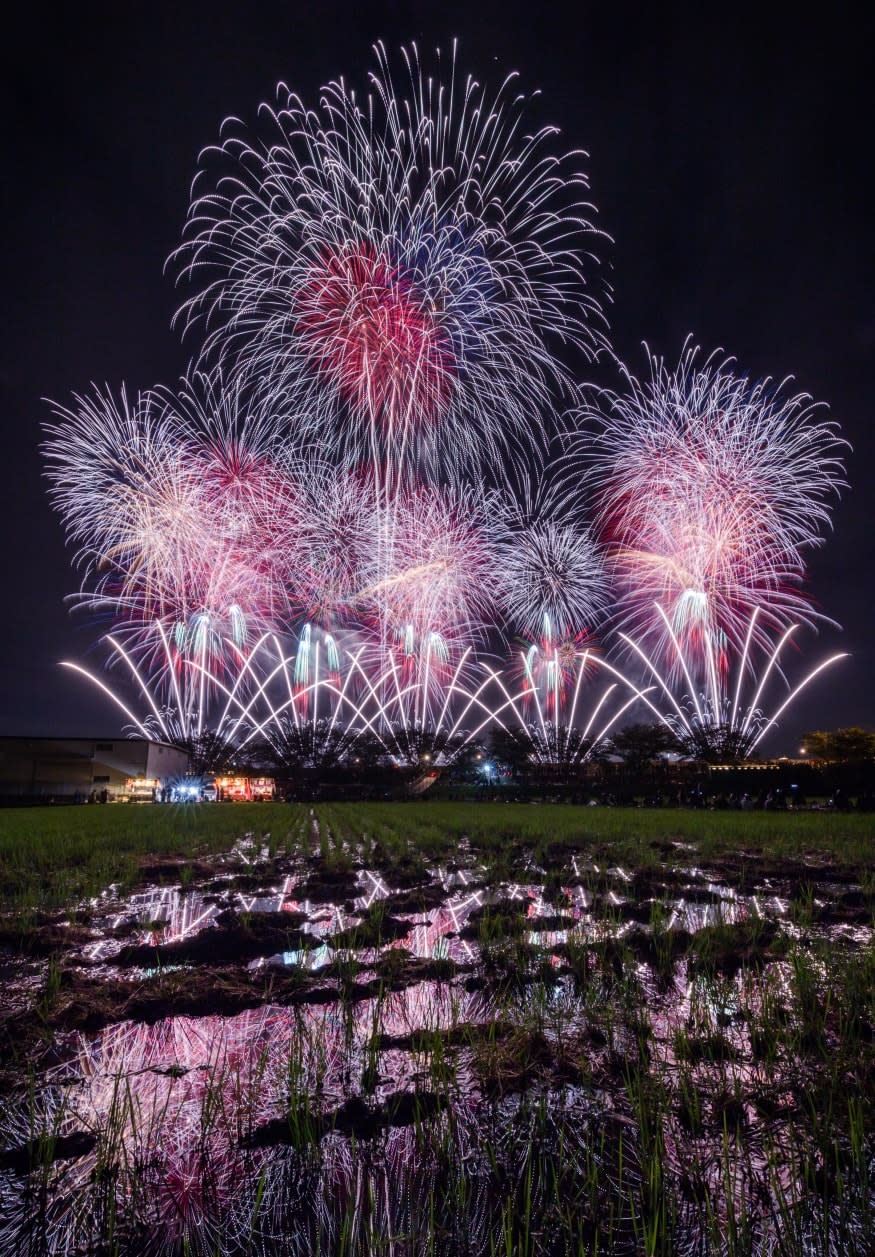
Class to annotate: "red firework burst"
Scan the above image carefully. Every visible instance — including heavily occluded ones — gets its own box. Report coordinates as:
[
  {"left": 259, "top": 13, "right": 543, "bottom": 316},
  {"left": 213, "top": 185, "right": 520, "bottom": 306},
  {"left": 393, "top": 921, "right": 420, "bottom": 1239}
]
[{"left": 296, "top": 243, "right": 454, "bottom": 429}]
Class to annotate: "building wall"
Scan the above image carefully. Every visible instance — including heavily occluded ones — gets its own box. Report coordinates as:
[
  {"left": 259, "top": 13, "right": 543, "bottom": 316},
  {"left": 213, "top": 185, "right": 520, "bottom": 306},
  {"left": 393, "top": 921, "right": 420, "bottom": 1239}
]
[
  {"left": 0, "top": 738, "right": 189, "bottom": 800},
  {"left": 144, "top": 741, "right": 190, "bottom": 783}
]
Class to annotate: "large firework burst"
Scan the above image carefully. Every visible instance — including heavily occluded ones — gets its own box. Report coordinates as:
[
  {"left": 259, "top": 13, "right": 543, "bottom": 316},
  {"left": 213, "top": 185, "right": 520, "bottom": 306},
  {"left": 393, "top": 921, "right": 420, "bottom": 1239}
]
[
  {"left": 575, "top": 342, "right": 847, "bottom": 665},
  {"left": 43, "top": 380, "right": 304, "bottom": 660},
  {"left": 172, "top": 41, "right": 607, "bottom": 485}
]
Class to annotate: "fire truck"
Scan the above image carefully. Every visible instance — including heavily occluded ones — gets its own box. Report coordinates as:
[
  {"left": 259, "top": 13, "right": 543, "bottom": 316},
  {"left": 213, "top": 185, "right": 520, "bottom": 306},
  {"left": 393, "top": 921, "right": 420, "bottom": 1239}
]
[
  {"left": 214, "top": 776, "right": 275, "bottom": 801},
  {"left": 124, "top": 776, "right": 161, "bottom": 802},
  {"left": 249, "top": 776, "right": 276, "bottom": 801}
]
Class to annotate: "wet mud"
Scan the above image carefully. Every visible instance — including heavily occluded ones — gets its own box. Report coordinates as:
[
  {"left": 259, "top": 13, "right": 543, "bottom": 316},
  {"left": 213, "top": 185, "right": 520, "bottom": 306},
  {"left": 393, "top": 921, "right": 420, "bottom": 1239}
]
[{"left": 0, "top": 824, "right": 872, "bottom": 1255}]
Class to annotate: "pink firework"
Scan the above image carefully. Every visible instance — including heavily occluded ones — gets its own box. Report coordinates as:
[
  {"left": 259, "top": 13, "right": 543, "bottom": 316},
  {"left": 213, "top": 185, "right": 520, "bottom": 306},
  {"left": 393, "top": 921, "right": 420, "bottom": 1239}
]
[
  {"left": 43, "top": 381, "right": 311, "bottom": 696},
  {"left": 577, "top": 342, "right": 847, "bottom": 668},
  {"left": 172, "top": 42, "right": 606, "bottom": 482},
  {"left": 296, "top": 243, "right": 454, "bottom": 434},
  {"left": 192, "top": 440, "right": 306, "bottom": 627},
  {"left": 357, "top": 482, "right": 497, "bottom": 649}
]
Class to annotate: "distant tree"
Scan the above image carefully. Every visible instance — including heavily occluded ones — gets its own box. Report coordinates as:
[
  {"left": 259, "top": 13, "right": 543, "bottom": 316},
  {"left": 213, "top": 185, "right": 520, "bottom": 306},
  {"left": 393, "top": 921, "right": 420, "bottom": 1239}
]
[
  {"left": 801, "top": 727, "right": 875, "bottom": 763},
  {"left": 386, "top": 722, "right": 482, "bottom": 769},
  {"left": 260, "top": 715, "right": 358, "bottom": 772},
  {"left": 800, "top": 730, "right": 831, "bottom": 759},
  {"left": 176, "top": 731, "right": 241, "bottom": 776},
  {"left": 609, "top": 722, "right": 680, "bottom": 773},
  {"left": 829, "top": 727, "right": 875, "bottom": 762},
  {"left": 348, "top": 731, "right": 384, "bottom": 772},
  {"left": 675, "top": 723, "right": 756, "bottom": 765},
  {"left": 490, "top": 722, "right": 603, "bottom": 781},
  {"left": 490, "top": 726, "right": 534, "bottom": 776}
]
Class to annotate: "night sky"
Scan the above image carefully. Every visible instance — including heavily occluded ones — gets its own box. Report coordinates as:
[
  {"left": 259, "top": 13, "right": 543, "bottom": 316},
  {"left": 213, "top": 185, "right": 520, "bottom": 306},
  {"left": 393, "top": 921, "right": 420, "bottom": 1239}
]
[{"left": 2, "top": 1, "right": 872, "bottom": 750}]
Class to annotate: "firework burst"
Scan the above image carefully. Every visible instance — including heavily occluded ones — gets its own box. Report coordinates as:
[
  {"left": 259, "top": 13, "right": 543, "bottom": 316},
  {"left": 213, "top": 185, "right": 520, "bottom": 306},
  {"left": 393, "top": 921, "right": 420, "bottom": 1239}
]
[
  {"left": 43, "top": 380, "right": 307, "bottom": 650},
  {"left": 172, "top": 41, "right": 607, "bottom": 484},
  {"left": 494, "top": 489, "right": 608, "bottom": 641},
  {"left": 575, "top": 341, "right": 847, "bottom": 667},
  {"left": 358, "top": 481, "right": 497, "bottom": 647}
]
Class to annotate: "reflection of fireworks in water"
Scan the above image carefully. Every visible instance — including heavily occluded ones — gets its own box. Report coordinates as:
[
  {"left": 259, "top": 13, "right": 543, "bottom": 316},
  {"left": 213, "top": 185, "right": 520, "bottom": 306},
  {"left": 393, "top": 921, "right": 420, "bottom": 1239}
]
[
  {"left": 173, "top": 42, "right": 606, "bottom": 485},
  {"left": 579, "top": 341, "right": 847, "bottom": 668},
  {"left": 2, "top": 849, "right": 869, "bottom": 1254},
  {"left": 3, "top": 1003, "right": 535, "bottom": 1253},
  {"left": 252, "top": 1092, "right": 639, "bottom": 1257},
  {"left": 0, "top": 1011, "right": 278, "bottom": 1254},
  {"left": 0, "top": 986, "right": 491, "bottom": 1255}
]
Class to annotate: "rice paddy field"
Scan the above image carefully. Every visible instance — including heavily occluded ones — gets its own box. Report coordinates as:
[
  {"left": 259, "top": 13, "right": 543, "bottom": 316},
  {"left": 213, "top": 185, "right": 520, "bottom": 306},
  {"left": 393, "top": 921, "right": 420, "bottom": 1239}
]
[{"left": 0, "top": 801, "right": 872, "bottom": 1255}]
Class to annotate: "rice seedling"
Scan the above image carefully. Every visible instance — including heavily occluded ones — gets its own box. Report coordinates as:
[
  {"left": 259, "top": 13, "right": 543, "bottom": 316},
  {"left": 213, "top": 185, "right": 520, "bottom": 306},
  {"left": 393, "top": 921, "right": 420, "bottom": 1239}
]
[{"left": 0, "top": 801, "right": 871, "bottom": 1254}]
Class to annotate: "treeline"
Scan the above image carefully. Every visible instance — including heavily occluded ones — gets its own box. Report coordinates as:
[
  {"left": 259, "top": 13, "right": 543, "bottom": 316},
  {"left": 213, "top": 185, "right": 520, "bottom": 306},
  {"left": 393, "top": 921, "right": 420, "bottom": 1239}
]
[{"left": 173, "top": 723, "right": 875, "bottom": 806}]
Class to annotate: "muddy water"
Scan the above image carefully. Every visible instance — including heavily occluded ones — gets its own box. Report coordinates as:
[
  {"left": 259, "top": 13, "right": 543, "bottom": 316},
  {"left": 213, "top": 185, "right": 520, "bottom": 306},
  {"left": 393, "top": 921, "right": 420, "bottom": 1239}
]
[
  {"left": 80, "top": 862, "right": 753, "bottom": 969},
  {"left": 0, "top": 845, "right": 872, "bottom": 1256}
]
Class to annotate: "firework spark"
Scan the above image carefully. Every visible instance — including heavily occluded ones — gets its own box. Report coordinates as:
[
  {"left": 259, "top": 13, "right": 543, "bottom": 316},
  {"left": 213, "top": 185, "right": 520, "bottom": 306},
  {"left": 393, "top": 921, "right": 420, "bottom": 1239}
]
[
  {"left": 575, "top": 341, "right": 847, "bottom": 666},
  {"left": 172, "top": 41, "right": 607, "bottom": 485},
  {"left": 616, "top": 604, "right": 848, "bottom": 760}
]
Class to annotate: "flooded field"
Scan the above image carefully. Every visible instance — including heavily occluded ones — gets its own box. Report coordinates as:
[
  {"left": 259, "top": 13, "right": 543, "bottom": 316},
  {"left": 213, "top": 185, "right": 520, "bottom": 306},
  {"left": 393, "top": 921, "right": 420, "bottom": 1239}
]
[{"left": 0, "top": 803, "right": 872, "bottom": 1255}]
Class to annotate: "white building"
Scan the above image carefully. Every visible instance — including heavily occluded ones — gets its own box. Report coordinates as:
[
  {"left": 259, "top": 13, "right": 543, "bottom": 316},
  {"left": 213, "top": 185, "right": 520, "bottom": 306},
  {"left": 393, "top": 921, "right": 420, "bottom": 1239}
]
[{"left": 0, "top": 737, "right": 189, "bottom": 801}]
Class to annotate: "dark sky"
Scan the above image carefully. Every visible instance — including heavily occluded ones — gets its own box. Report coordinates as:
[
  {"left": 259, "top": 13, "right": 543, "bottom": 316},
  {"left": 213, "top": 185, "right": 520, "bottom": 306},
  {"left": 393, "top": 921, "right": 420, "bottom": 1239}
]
[{"left": 1, "top": 1, "right": 872, "bottom": 751}]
